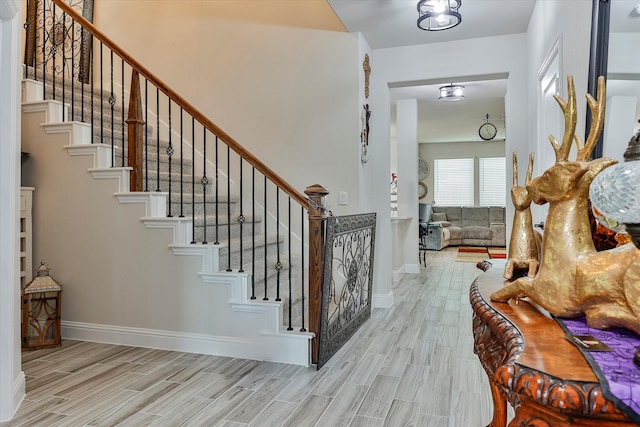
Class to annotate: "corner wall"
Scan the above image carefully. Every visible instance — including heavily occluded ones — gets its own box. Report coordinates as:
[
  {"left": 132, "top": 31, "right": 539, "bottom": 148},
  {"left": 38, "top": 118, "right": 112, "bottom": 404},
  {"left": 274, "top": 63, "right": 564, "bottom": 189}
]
[{"left": 0, "top": 0, "right": 25, "bottom": 421}]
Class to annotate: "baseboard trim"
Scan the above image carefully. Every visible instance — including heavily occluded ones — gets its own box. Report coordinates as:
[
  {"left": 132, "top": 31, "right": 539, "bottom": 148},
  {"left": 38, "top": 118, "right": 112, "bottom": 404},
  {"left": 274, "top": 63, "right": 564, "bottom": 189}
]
[
  {"left": 404, "top": 264, "right": 420, "bottom": 274},
  {"left": 392, "top": 266, "right": 405, "bottom": 283},
  {"left": 392, "top": 264, "right": 420, "bottom": 282},
  {"left": 1, "top": 372, "right": 25, "bottom": 423},
  {"left": 61, "top": 320, "right": 311, "bottom": 366},
  {"left": 372, "top": 290, "right": 394, "bottom": 308}
]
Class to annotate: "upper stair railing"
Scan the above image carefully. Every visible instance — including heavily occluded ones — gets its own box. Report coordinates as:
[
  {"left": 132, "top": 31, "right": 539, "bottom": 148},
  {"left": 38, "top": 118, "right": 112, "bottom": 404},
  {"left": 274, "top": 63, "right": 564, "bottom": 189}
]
[{"left": 23, "top": 0, "right": 327, "bottom": 363}]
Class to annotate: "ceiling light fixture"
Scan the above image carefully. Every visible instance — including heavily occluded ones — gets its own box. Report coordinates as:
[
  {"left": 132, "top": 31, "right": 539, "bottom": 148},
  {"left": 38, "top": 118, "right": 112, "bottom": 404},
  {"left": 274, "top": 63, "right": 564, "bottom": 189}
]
[
  {"left": 439, "top": 83, "right": 465, "bottom": 101},
  {"left": 417, "top": 0, "right": 462, "bottom": 31}
]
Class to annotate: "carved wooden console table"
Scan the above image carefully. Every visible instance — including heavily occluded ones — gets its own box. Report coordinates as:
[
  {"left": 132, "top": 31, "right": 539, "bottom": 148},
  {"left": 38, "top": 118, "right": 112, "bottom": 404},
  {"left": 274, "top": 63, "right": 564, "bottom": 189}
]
[{"left": 471, "top": 260, "right": 639, "bottom": 427}]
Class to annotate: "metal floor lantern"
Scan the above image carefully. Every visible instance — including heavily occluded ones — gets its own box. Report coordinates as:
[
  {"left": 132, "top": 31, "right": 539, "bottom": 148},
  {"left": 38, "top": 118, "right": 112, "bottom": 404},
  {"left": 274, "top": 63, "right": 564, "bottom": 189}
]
[{"left": 21, "top": 261, "right": 63, "bottom": 350}]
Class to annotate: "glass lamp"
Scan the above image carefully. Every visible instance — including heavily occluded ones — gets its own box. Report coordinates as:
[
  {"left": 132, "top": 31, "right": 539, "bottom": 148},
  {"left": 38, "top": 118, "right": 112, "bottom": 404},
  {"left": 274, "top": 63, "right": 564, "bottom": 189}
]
[
  {"left": 439, "top": 84, "right": 465, "bottom": 101},
  {"left": 590, "top": 123, "right": 640, "bottom": 248},
  {"left": 417, "top": 0, "right": 462, "bottom": 31},
  {"left": 21, "top": 261, "right": 63, "bottom": 350}
]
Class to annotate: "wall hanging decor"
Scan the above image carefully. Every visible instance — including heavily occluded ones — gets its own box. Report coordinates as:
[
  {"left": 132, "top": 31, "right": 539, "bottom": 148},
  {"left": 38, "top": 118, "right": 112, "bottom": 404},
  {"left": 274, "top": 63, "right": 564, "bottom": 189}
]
[
  {"left": 361, "top": 104, "right": 371, "bottom": 164},
  {"left": 24, "top": 0, "right": 94, "bottom": 83},
  {"left": 363, "top": 53, "right": 370, "bottom": 99}
]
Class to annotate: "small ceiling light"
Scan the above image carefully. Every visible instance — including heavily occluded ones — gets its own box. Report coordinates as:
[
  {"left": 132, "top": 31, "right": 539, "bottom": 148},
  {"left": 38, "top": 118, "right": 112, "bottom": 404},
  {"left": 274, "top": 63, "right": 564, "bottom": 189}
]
[
  {"left": 417, "top": 0, "right": 462, "bottom": 31},
  {"left": 439, "top": 83, "right": 465, "bottom": 101}
]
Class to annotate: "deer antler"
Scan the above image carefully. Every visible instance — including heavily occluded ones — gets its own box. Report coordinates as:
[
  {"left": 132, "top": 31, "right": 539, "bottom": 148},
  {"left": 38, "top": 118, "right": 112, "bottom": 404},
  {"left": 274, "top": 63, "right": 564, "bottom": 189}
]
[
  {"left": 526, "top": 152, "right": 534, "bottom": 184},
  {"left": 575, "top": 76, "right": 606, "bottom": 161},
  {"left": 513, "top": 152, "right": 519, "bottom": 186},
  {"left": 549, "top": 76, "right": 577, "bottom": 163}
]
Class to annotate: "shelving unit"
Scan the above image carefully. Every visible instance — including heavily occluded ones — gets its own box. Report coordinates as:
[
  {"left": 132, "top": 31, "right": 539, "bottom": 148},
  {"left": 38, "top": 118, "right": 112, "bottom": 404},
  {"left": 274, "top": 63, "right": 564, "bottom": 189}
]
[{"left": 20, "top": 187, "right": 34, "bottom": 288}]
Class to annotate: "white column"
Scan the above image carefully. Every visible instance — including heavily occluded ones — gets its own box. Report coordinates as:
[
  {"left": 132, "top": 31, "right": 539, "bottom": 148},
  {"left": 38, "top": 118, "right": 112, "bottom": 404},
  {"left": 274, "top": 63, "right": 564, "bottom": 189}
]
[
  {"left": 396, "top": 99, "right": 419, "bottom": 271},
  {"left": 0, "top": 0, "right": 25, "bottom": 421}
]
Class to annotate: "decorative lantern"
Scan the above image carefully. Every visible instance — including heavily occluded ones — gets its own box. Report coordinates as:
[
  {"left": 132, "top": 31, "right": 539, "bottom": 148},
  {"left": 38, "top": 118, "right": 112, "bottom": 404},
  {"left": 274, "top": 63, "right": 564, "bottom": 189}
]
[{"left": 21, "top": 262, "right": 63, "bottom": 350}]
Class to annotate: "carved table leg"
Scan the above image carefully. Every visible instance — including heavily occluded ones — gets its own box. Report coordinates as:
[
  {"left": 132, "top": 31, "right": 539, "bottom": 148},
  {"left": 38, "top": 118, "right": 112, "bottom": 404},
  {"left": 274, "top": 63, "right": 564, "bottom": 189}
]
[{"left": 488, "top": 376, "right": 508, "bottom": 427}]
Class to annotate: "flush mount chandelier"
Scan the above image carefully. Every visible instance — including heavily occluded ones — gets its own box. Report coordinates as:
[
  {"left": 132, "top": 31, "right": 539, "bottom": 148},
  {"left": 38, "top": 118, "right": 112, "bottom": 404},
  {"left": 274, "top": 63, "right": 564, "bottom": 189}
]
[
  {"left": 417, "top": 0, "right": 462, "bottom": 31},
  {"left": 439, "top": 83, "right": 465, "bottom": 101}
]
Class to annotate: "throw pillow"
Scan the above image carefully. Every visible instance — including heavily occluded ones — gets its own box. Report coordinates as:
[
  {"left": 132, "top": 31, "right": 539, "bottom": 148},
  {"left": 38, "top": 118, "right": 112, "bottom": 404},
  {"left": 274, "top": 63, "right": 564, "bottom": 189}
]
[{"left": 431, "top": 212, "right": 447, "bottom": 222}]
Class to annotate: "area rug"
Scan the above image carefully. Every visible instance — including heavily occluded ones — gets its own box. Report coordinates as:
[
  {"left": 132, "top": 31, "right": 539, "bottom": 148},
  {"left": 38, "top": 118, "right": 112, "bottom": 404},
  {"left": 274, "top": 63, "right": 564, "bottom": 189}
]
[
  {"left": 487, "top": 247, "right": 507, "bottom": 259},
  {"left": 458, "top": 246, "right": 488, "bottom": 253},
  {"left": 455, "top": 247, "right": 489, "bottom": 263}
]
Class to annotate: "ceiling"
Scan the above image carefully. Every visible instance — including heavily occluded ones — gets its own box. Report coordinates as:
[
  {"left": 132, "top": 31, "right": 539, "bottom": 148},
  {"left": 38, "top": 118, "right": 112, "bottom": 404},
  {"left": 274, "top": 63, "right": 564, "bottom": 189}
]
[
  {"left": 327, "top": 0, "right": 640, "bottom": 144},
  {"left": 327, "top": 0, "right": 537, "bottom": 143}
]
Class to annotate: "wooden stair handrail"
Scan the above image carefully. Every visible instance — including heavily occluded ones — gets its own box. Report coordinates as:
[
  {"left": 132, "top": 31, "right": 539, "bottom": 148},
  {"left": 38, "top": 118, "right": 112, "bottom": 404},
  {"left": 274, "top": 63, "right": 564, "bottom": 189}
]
[{"left": 52, "top": 0, "right": 309, "bottom": 209}]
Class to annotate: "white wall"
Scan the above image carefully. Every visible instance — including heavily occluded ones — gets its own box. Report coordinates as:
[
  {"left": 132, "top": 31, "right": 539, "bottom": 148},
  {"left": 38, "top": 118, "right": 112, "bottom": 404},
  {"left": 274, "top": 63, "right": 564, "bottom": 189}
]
[
  {"left": 0, "top": 0, "right": 24, "bottom": 421},
  {"left": 94, "top": 1, "right": 360, "bottom": 216},
  {"left": 525, "top": 0, "right": 593, "bottom": 226}
]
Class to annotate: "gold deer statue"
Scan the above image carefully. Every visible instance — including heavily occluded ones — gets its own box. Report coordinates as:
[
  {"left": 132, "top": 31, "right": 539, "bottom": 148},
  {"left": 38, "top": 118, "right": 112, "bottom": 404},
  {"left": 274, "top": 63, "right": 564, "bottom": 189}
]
[
  {"left": 503, "top": 152, "right": 541, "bottom": 279},
  {"left": 491, "top": 75, "right": 640, "bottom": 335}
]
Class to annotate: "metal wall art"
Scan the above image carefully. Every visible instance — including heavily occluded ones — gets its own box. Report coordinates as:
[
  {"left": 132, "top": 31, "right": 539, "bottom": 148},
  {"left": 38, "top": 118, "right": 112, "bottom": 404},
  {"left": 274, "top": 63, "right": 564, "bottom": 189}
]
[
  {"left": 317, "top": 213, "right": 376, "bottom": 369},
  {"left": 24, "top": 0, "right": 94, "bottom": 83},
  {"left": 361, "top": 104, "right": 371, "bottom": 164}
]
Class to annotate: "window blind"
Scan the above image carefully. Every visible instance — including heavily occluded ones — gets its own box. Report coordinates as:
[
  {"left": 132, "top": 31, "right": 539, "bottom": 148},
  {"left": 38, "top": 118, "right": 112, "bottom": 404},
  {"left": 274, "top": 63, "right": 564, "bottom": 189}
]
[
  {"left": 434, "top": 158, "right": 474, "bottom": 206},
  {"left": 479, "top": 157, "right": 506, "bottom": 207}
]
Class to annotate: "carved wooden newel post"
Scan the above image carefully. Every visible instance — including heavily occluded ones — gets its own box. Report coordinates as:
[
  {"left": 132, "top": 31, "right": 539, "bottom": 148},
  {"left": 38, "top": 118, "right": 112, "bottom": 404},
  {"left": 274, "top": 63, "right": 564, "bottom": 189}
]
[
  {"left": 305, "top": 184, "right": 329, "bottom": 365},
  {"left": 126, "top": 69, "right": 144, "bottom": 192}
]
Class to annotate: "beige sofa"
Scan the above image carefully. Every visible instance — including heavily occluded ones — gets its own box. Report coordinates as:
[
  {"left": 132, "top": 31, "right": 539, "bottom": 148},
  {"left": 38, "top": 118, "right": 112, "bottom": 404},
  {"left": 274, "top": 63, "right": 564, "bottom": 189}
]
[{"left": 427, "top": 206, "right": 506, "bottom": 250}]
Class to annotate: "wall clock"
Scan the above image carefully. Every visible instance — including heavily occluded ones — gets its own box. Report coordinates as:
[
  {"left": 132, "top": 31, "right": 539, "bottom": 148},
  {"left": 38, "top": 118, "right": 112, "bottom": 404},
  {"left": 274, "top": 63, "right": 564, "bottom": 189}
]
[
  {"left": 418, "top": 182, "right": 428, "bottom": 199},
  {"left": 418, "top": 158, "right": 430, "bottom": 180},
  {"left": 479, "top": 114, "right": 497, "bottom": 141}
]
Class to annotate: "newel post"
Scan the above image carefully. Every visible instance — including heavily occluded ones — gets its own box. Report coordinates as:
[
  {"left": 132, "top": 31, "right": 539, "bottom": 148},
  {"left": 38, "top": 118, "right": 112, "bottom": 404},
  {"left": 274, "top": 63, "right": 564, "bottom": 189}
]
[
  {"left": 126, "top": 69, "right": 144, "bottom": 192},
  {"left": 304, "top": 184, "right": 329, "bottom": 365}
]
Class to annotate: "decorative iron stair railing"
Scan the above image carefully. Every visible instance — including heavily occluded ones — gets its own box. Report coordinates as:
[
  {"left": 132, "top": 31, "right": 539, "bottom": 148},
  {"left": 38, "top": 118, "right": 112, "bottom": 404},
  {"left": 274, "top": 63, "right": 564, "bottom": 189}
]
[{"left": 23, "top": 0, "right": 329, "bottom": 363}]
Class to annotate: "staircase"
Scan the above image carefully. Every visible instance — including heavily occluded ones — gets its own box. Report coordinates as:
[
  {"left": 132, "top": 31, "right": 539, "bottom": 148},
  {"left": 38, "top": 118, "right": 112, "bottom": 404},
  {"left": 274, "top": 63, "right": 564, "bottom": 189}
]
[{"left": 20, "top": 60, "right": 313, "bottom": 364}]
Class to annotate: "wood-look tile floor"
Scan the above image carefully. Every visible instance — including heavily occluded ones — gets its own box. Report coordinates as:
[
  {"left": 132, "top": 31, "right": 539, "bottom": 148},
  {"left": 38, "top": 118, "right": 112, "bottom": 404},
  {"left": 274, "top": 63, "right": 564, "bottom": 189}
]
[{"left": 3, "top": 248, "right": 497, "bottom": 427}]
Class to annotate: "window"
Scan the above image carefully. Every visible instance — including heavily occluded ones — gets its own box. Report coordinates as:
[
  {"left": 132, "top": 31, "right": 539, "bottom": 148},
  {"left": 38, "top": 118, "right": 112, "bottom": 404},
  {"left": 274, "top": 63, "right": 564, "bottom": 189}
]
[
  {"left": 479, "top": 157, "right": 506, "bottom": 206},
  {"left": 434, "top": 158, "right": 474, "bottom": 206},
  {"left": 433, "top": 157, "right": 506, "bottom": 207}
]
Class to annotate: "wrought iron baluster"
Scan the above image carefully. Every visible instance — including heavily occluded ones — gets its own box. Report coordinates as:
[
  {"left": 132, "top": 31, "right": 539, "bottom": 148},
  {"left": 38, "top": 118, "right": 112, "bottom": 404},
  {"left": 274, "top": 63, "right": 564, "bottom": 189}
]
[
  {"left": 300, "top": 206, "right": 306, "bottom": 332},
  {"left": 275, "top": 187, "right": 281, "bottom": 301},
  {"left": 78, "top": 19, "right": 85, "bottom": 123},
  {"left": 41, "top": 1, "right": 45, "bottom": 100},
  {"left": 121, "top": 60, "right": 124, "bottom": 167},
  {"left": 167, "top": 99, "right": 173, "bottom": 217},
  {"left": 51, "top": 2, "right": 56, "bottom": 103},
  {"left": 263, "top": 176, "right": 268, "bottom": 301},
  {"left": 23, "top": 0, "right": 34, "bottom": 80},
  {"left": 287, "top": 197, "right": 293, "bottom": 330},
  {"left": 201, "top": 131, "right": 209, "bottom": 244},
  {"left": 90, "top": 42, "right": 94, "bottom": 142},
  {"left": 226, "top": 145, "right": 231, "bottom": 272},
  {"left": 251, "top": 167, "right": 256, "bottom": 300},
  {"left": 190, "top": 118, "right": 195, "bottom": 243},
  {"left": 99, "top": 42, "right": 104, "bottom": 148},
  {"left": 70, "top": 17, "right": 75, "bottom": 121},
  {"left": 144, "top": 79, "right": 148, "bottom": 191},
  {"left": 214, "top": 135, "right": 219, "bottom": 245},
  {"left": 62, "top": 11, "right": 66, "bottom": 121},
  {"left": 238, "top": 158, "right": 244, "bottom": 272},
  {"left": 155, "top": 88, "right": 160, "bottom": 191},
  {"left": 179, "top": 107, "right": 184, "bottom": 218},
  {"left": 109, "top": 50, "right": 114, "bottom": 161}
]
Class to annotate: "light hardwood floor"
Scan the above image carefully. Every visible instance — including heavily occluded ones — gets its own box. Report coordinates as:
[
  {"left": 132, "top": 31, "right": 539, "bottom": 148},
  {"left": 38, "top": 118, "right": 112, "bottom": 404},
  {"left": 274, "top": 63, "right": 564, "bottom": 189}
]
[{"left": 2, "top": 248, "right": 495, "bottom": 427}]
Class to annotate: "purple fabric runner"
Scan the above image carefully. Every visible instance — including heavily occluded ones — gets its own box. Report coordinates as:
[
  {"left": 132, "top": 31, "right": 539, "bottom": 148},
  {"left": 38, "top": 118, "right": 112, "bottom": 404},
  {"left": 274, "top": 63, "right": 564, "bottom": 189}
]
[{"left": 557, "top": 316, "right": 640, "bottom": 423}]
